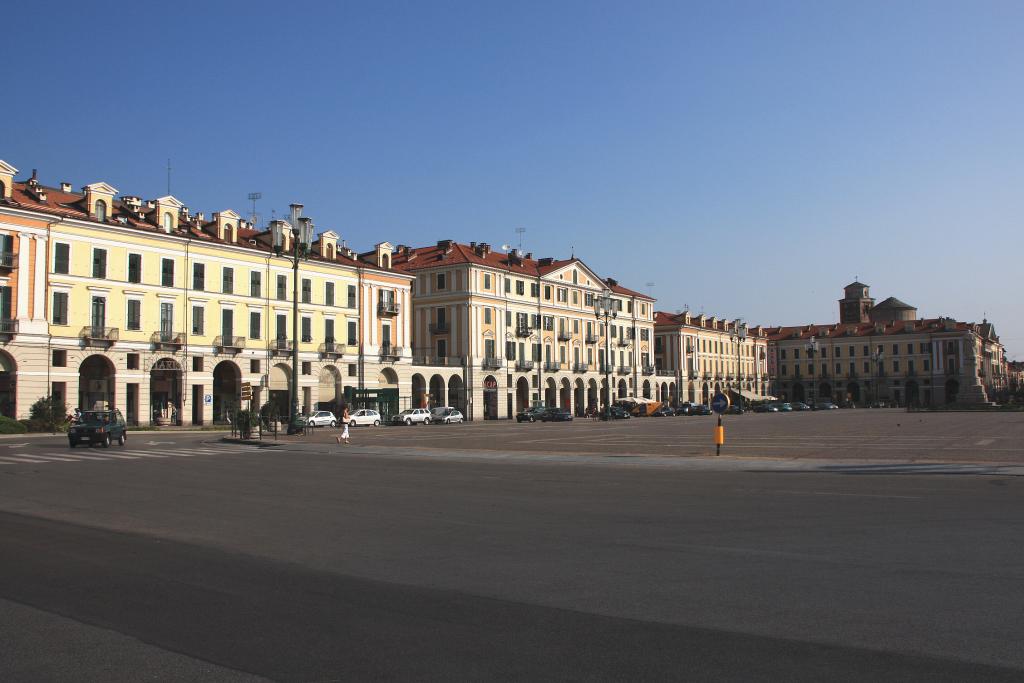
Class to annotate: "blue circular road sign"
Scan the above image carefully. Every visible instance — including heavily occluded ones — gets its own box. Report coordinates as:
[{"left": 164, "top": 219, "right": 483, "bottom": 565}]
[{"left": 711, "top": 392, "right": 730, "bottom": 414}]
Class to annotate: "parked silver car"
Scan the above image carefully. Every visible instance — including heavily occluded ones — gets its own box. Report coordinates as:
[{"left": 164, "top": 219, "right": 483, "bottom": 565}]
[
  {"left": 430, "top": 407, "right": 464, "bottom": 424},
  {"left": 307, "top": 410, "right": 337, "bottom": 427}
]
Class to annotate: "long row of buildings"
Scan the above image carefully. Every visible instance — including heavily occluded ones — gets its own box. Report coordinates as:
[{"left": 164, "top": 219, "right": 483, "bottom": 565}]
[{"left": 0, "top": 159, "right": 1011, "bottom": 423}]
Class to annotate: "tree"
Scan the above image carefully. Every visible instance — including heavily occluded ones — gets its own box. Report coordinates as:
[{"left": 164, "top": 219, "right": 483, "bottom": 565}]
[{"left": 29, "top": 395, "right": 68, "bottom": 432}]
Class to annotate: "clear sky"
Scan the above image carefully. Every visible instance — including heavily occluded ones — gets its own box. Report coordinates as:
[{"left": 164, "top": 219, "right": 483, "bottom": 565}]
[{"left": 4, "top": 1, "right": 1022, "bottom": 356}]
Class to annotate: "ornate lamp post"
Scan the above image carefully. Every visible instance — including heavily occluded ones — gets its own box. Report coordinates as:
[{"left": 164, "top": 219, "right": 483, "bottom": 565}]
[
  {"left": 806, "top": 335, "right": 819, "bottom": 409},
  {"left": 732, "top": 320, "right": 748, "bottom": 412},
  {"left": 270, "top": 204, "right": 314, "bottom": 434},
  {"left": 594, "top": 294, "right": 617, "bottom": 420}
]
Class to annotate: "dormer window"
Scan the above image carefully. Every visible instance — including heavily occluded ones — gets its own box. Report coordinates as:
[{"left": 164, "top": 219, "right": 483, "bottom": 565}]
[
  {"left": 163, "top": 212, "right": 174, "bottom": 232},
  {"left": 95, "top": 200, "right": 108, "bottom": 222}
]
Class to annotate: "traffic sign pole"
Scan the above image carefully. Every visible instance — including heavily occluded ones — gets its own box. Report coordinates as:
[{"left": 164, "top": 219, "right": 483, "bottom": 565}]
[{"left": 711, "top": 392, "right": 729, "bottom": 456}]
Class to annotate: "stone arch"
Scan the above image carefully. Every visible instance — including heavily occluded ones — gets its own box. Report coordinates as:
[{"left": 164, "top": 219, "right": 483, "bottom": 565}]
[
  {"left": 560, "top": 377, "right": 572, "bottom": 410},
  {"left": 642, "top": 379, "right": 651, "bottom": 399},
  {"left": 791, "top": 383, "right": 806, "bottom": 403},
  {"left": 573, "top": 378, "right": 585, "bottom": 416},
  {"left": 429, "top": 374, "right": 446, "bottom": 408},
  {"left": 483, "top": 374, "right": 498, "bottom": 419},
  {"left": 617, "top": 378, "right": 627, "bottom": 399},
  {"left": 688, "top": 383, "right": 696, "bottom": 403},
  {"left": 378, "top": 367, "right": 399, "bottom": 387},
  {"left": 701, "top": 382, "right": 710, "bottom": 403},
  {"left": 213, "top": 360, "right": 242, "bottom": 423},
  {"left": 318, "top": 365, "right": 343, "bottom": 413},
  {"left": 668, "top": 382, "right": 676, "bottom": 406},
  {"left": 150, "top": 357, "right": 183, "bottom": 426},
  {"left": 0, "top": 350, "right": 17, "bottom": 419},
  {"left": 79, "top": 354, "right": 115, "bottom": 411},
  {"left": 516, "top": 376, "right": 530, "bottom": 412},
  {"left": 545, "top": 377, "right": 557, "bottom": 407},
  {"left": 818, "top": 382, "right": 832, "bottom": 403},
  {"left": 846, "top": 381, "right": 860, "bottom": 404},
  {"left": 447, "top": 375, "right": 466, "bottom": 414},
  {"left": 411, "top": 373, "right": 427, "bottom": 409}
]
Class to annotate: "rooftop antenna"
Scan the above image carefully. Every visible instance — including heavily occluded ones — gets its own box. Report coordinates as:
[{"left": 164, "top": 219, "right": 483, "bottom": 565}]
[
  {"left": 247, "top": 192, "right": 262, "bottom": 227},
  {"left": 514, "top": 226, "right": 525, "bottom": 252},
  {"left": 166, "top": 158, "right": 172, "bottom": 195}
]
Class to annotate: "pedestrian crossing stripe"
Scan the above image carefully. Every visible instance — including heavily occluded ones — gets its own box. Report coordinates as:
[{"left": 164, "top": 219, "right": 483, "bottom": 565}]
[{"left": 0, "top": 446, "right": 262, "bottom": 465}]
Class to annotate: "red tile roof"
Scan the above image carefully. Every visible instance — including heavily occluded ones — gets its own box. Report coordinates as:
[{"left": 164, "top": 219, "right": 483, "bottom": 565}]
[
  {"left": 764, "top": 318, "right": 971, "bottom": 342},
  {"left": 391, "top": 241, "right": 653, "bottom": 299}
]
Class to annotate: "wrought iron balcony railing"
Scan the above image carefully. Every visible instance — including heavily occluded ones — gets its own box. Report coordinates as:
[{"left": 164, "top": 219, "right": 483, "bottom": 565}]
[
  {"left": 81, "top": 326, "right": 119, "bottom": 344},
  {"left": 213, "top": 335, "right": 245, "bottom": 351},
  {"left": 515, "top": 359, "right": 535, "bottom": 372}
]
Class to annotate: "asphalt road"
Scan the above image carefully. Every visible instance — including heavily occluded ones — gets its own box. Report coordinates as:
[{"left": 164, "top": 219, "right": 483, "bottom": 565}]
[{"left": 1, "top": 427, "right": 1023, "bottom": 681}]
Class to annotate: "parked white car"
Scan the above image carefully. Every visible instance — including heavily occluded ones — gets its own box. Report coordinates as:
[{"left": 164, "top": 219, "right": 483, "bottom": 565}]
[
  {"left": 391, "top": 408, "right": 432, "bottom": 425},
  {"left": 430, "top": 407, "right": 464, "bottom": 424},
  {"left": 307, "top": 410, "right": 337, "bottom": 427},
  {"left": 348, "top": 409, "right": 382, "bottom": 426}
]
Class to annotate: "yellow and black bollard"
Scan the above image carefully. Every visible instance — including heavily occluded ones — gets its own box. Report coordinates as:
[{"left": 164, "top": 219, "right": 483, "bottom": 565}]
[{"left": 714, "top": 415, "right": 725, "bottom": 456}]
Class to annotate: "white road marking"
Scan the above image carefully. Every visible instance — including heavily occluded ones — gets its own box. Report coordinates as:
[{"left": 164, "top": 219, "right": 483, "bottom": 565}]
[
  {"left": 975, "top": 439, "right": 995, "bottom": 446},
  {"left": 0, "top": 455, "right": 51, "bottom": 463}
]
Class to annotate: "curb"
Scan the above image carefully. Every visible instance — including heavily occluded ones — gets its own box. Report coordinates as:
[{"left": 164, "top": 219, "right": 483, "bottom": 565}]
[{"left": 220, "top": 436, "right": 282, "bottom": 448}]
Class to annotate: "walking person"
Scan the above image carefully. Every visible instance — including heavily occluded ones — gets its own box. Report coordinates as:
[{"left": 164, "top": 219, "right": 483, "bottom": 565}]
[{"left": 335, "top": 405, "right": 351, "bottom": 445}]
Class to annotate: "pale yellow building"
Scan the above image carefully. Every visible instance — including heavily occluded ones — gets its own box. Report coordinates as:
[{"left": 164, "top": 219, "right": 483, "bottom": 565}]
[
  {"left": 0, "top": 159, "right": 414, "bottom": 424},
  {"left": 393, "top": 241, "right": 657, "bottom": 419},
  {"left": 654, "top": 311, "right": 771, "bottom": 405}
]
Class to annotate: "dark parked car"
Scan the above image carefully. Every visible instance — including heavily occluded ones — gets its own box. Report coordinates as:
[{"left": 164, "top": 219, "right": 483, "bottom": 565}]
[
  {"left": 777, "top": 402, "right": 793, "bottom": 412},
  {"left": 753, "top": 403, "right": 778, "bottom": 413},
  {"left": 516, "top": 406, "right": 547, "bottom": 423},
  {"left": 815, "top": 401, "right": 839, "bottom": 410},
  {"left": 674, "top": 403, "right": 694, "bottom": 416},
  {"left": 69, "top": 409, "right": 127, "bottom": 448},
  {"left": 651, "top": 406, "right": 675, "bottom": 417},
  {"left": 791, "top": 402, "right": 811, "bottom": 411},
  {"left": 689, "top": 404, "right": 712, "bottom": 416},
  {"left": 540, "top": 408, "right": 573, "bottom": 422},
  {"left": 607, "top": 406, "right": 632, "bottom": 420},
  {"left": 725, "top": 405, "right": 744, "bottom": 415}
]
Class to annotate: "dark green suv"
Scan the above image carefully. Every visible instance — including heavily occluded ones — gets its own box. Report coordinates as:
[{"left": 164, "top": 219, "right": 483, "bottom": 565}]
[{"left": 69, "top": 409, "right": 127, "bottom": 448}]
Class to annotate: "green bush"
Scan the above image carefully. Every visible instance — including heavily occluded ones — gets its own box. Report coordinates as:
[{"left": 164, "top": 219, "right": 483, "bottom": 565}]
[
  {"left": 29, "top": 395, "right": 68, "bottom": 432},
  {"left": 0, "top": 416, "right": 28, "bottom": 434}
]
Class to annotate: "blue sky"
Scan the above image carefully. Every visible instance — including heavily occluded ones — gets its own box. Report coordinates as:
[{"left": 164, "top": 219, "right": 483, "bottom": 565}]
[{"left": 5, "top": 1, "right": 1022, "bottom": 356}]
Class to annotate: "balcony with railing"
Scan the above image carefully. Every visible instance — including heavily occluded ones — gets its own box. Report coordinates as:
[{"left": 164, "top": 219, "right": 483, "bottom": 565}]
[
  {"left": 616, "top": 337, "right": 630, "bottom": 347},
  {"left": 585, "top": 333, "right": 599, "bottom": 344},
  {"left": 515, "top": 325, "right": 532, "bottom": 338},
  {"left": 573, "top": 362, "right": 589, "bottom": 373},
  {"left": 0, "top": 319, "right": 17, "bottom": 339},
  {"left": 557, "top": 330, "right": 571, "bottom": 342},
  {"left": 428, "top": 321, "right": 449, "bottom": 334},
  {"left": 80, "top": 326, "right": 119, "bottom": 346},
  {"left": 213, "top": 335, "right": 245, "bottom": 352},
  {"left": 599, "top": 362, "right": 613, "bottom": 374},
  {"left": 413, "top": 355, "right": 464, "bottom": 367},
  {"left": 379, "top": 344, "right": 403, "bottom": 361},
  {"left": 0, "top": 252, "right": 16, "bottom": 269},
  {"left": 151, "top": 330, "right": 184, "bottom": 349},
  {"left": 642, "top": 365, "right": 656, "bottom": 376},
  {"left": 377, "top": 300, "right": 400, "bottom": 316},
  {"left": 515, "top": 359, "right": 535, "bottom": 372},
  {"left": 543, "top": 361, "right": 561, "bottom": 372},
  {"left": 657, "top": 369, "right": 674, "bottom": 377},
  {"left": 481, "top": 356, "right": 503, "bottom": 370},
  {"left": 616, "top": 365, "right": 631, "bottom": 374},
  {"left": 319, "top": 341, "right": 348, "bottom": 358},
  {"left": 272, "top": 338, "right": 293, "bottom": 354}
]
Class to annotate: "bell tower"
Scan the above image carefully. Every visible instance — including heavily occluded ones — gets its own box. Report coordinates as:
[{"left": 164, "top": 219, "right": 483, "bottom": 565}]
[{"left": 839, "top": 281, "right": 873, "bottom": 324}]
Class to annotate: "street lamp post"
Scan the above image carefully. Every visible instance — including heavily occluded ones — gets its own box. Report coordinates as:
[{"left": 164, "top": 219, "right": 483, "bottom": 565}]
[
  {"left": 806, "top": 335, "right": 819, "bottom": 409},
  {"left": 270, "top": 205, "right": 314, "bottom": 435},
  {"left": 870, "top": 349, "right": 884, "bottom": 405},
  {"left": 594, "top": 294, "right": 617, "bottom": 420},
  {"left": 733, "top": 320, "right": 747, "bottom": 413}
]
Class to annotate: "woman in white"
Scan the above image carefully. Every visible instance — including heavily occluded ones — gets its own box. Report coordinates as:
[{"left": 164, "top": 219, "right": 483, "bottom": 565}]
[{"left": 336, "top": 406, "right": 351, "bottom": 445}]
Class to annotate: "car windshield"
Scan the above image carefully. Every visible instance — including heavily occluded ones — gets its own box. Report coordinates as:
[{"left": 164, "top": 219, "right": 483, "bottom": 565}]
[
  {"left": 81, "top": 411, "right": 113, "bottom": 423},
  {"left": 398, "top": 410, "right": 413, "bottom": 416}
]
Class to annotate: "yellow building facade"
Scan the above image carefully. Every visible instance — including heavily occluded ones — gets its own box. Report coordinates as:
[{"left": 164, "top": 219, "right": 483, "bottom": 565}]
[
  {"left": 0, "top": 159, "right": 414, "bottom": 424},
  {"left": 654, "top": 311, "right": 771, "bottom": 405},
  {"left": 393, "top": 241, "right": 659, "bottom": 420}
]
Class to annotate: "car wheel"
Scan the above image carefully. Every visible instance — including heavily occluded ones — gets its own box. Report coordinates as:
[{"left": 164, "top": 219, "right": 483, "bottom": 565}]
[
  {"left": 102, "top": 434, "right": 111, "bottom": 448},
  {"left": 373, "top": 419, "right": 380, "bottom": 426},
  {"left": 423, "top": 418, "right": 430, "bottom": 425},
  {"left": 118, "top": 433, "right": 126, "bottom": 446},
  {"left": 330, "top": 420, "right": 337, "bottom": 428},
  {"left": 529, "top": 416, "right": 535, "bottom": 423},
  {"left": 405, "top": 418, "right": 412, "bottom": 425}
]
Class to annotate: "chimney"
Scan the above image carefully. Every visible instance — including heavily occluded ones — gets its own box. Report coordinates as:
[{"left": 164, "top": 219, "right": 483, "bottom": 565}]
[
  {"left": 538, "top": 257, "right": 554, "bottom": 267},
  {"left": 436, "top": 239, "right": 453, "bottom": 250},
  {"left": 524, "top": 252, "right": 532, "bottom": 260},
  {"left": 60, "top": 182, "right": 72, "bottom": 193},
  {"left": 605, "top": 277, "right": 618, "bottom": 287}
]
